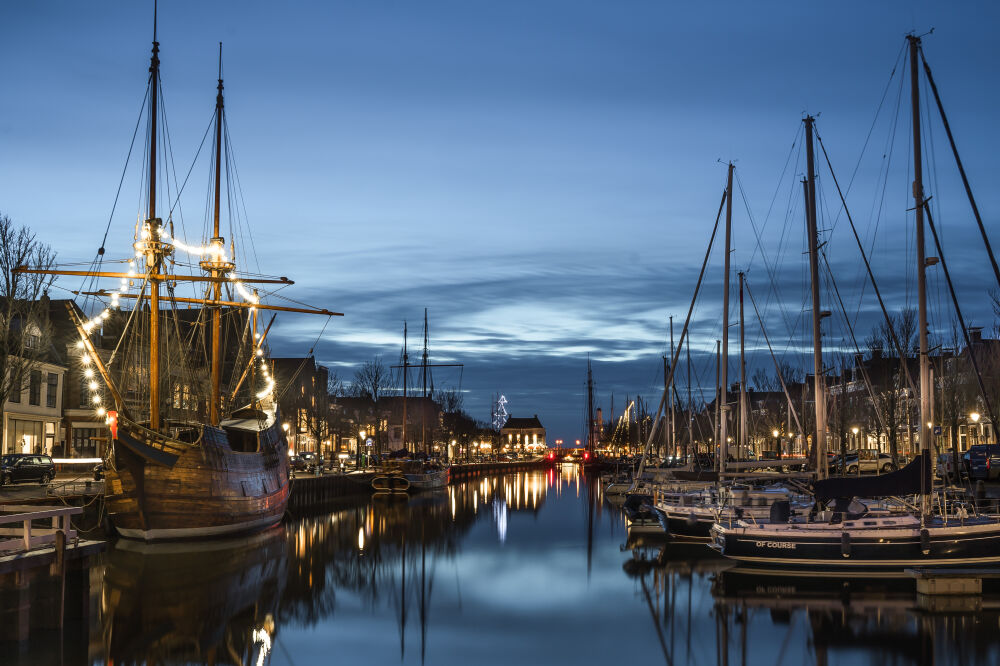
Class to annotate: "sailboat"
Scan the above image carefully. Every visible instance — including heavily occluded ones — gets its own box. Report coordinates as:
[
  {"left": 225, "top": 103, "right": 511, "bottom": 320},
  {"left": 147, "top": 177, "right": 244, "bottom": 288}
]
[
  {"left": 710, "top": 35, "right": 1000, "bottom": 570},
  {"left": 392, "top": 318, "right": 450, "bottom": 491},
  {"left": 19, "top": 14, "right": 339, "bottom": 540},
  {"left": 643, "top": 163, "right": 812, "bottom": 539}
]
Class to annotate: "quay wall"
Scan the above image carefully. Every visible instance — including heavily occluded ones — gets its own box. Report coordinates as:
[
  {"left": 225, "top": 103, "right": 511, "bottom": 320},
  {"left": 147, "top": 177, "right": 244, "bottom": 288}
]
[{"left": 288, "top": 460, "right": 550, "bottom": 510}]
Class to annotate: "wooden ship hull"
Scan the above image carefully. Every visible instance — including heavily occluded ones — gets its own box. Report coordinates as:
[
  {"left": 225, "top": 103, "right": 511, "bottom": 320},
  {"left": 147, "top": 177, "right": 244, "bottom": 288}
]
[{"left": 105, "top": 410, "right": 290, "bottom": 541}]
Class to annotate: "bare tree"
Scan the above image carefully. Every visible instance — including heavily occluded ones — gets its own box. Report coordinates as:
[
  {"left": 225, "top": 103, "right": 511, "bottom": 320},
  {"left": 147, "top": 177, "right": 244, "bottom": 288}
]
[
  {"left": 865, "top": 308, "right": 916, "bottom": 468},
  {"left": 350, "top": 357, "right": 389, "bottom": 402},
  {"left": 0, "top": 214, "right": 57, "bottom": 408},
  {"left": 350, "top": 356, "right": 390, "bottom": 452},
  {"left": 327, "top": 369, "right": 344, "bottom": 398}
]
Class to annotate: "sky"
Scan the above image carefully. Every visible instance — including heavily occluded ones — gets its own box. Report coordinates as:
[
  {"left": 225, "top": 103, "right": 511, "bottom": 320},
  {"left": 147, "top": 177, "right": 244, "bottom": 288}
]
[{"left": 2, "top": 1, "right": 1000, "bottom": 441}]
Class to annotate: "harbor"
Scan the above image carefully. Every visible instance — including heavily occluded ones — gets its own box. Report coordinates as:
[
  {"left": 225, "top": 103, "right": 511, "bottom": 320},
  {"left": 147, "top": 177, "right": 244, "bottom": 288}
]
[
  {"left": 4, "top": 2, "right": 1000, "bottom": 664},
  {"left": 4, "top": 466, "right": 1000, "bottom": 664}
]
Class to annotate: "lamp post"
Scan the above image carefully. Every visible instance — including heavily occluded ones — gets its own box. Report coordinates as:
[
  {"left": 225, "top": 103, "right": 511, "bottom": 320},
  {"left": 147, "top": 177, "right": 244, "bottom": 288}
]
[
  {"left": 358, "top": 429, "right": 366, "bottom": 469},
  {"left": 851, "top": 426, "right": 859, "bottom": 451},
  {"left": 970, "top": 412, "right": 981, "bottom": 447},
  {"left": 772, "top": 429, "right": 780, "bottom": 458}
]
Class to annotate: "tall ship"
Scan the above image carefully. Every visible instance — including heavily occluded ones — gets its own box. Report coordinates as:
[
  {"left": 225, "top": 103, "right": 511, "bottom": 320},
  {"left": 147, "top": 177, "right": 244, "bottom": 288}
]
[{"left": 19, "top": 15, "right": 339, "bottom": 540}]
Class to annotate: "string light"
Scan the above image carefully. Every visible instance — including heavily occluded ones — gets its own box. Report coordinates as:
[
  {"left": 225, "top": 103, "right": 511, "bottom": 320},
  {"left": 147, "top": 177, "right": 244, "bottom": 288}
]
[
  {"left": 255, "top": 360, "right": 274, "bottom": 400},
  {"left": 75, "top": 220, "right": 269, "bottom": 422}
]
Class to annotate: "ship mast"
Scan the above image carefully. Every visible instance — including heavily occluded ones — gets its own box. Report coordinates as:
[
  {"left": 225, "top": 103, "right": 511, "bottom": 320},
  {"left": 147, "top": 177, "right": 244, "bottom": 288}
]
[
  {"left": 908, "top": 35, "right": 931, "bottom": 517},
  {"left": 804, "top": 116, "right": 827, "bottom": 480},
  {"left": 147, "top": 8, "right": 163, "bottom": 431},
  {"left": 208, "top": 43, "right": 225, "bottom": 425}
]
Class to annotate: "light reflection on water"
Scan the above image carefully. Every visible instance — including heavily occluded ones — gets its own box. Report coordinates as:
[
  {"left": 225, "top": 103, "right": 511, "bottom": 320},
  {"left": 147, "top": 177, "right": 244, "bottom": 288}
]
[{"left": 6, "top": 465, "right": 1000, "bottom": 664}]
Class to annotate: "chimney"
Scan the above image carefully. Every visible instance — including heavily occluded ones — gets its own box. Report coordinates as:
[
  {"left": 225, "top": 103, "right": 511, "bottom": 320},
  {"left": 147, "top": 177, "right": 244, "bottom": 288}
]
[{"left": 970, "top": 327, "right": 983, "bottom": 345}]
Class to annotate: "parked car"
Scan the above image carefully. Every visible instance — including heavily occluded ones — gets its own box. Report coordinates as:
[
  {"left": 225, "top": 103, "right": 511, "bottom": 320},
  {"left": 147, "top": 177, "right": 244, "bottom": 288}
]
[
  {"left": 0, "top": 454, "right": 56, "bottom": 486},
  {"left": 967, "top": 444, "right": 1000, "bottom": 481},
  {"left": 836, "top": 450, "right": 896, "bottom": 475}
]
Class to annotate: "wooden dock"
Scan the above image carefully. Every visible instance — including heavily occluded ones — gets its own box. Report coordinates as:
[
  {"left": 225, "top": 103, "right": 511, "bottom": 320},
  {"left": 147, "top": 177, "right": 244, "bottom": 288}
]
[{"left": 0, "top": 505, "right": 106, "bottom": 575}]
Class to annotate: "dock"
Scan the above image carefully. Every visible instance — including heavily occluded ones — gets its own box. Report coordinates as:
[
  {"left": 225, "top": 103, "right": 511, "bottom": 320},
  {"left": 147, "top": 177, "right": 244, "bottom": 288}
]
[{"left": 0, "top": 505, "right": 106, "bottom": 575}]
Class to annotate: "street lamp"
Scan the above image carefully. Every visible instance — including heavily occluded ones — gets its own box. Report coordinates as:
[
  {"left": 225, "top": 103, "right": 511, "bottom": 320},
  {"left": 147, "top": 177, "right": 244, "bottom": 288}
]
[
  {"left": 970, "top": 412, "right": 981, "bottom": 446},
  {"left": 772, "top": 429, "right": 780, "bottom": 458}
]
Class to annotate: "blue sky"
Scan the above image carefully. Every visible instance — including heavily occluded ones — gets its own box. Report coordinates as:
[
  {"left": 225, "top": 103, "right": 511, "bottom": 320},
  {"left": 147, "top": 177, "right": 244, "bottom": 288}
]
[{"left": 2, "top": 2, "right": 1000, "bottom": 440}]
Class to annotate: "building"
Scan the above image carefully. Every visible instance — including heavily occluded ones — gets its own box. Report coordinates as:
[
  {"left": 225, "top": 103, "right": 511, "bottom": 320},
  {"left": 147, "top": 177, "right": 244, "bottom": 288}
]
[
  {"left": 2, "top": 296, "right": 66, "bottom": 455},
  {"left": 272, "top": 357, "right": 330, "bottom": 457},
  {"left": 500, "top": 415, "right": 546, "bottom": 452}
]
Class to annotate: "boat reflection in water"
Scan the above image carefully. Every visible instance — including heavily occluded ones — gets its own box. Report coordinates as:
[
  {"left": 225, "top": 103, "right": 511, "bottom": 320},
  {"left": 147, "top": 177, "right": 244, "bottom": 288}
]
[
  {"left": 101, "top": 527, "right": 286, "bottom": 664},
  {"left": 100, "top": 470, "right": 554, "bottom": 663},
  {"left": 711, "top": 568, "right": 1000, "bottom": 666},
  {"left": 615, "top": 523, "right": 1000, "bottom": 666}
]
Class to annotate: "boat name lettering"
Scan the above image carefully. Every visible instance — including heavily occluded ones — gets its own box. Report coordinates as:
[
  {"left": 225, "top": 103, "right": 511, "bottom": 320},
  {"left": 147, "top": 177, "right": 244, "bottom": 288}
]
[{"left": 754, "top": 540, "right": 796, "bottom": 549}]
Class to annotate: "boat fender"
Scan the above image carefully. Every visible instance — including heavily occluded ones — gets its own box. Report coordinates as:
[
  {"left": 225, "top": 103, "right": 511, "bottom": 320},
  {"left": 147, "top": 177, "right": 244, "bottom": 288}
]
[
  {"left": 841, "top": 531, "right": 850, "bottom": 558},
  {"left": 920, "top": 528, "right": 931, "bottom": 555},
  {"left": 686, "top": 511, "right": 698, "bottom": 527}
]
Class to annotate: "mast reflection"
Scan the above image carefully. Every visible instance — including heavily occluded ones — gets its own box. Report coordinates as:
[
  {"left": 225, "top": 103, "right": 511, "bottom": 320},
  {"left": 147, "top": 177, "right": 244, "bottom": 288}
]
[{"left": 99, "top": 469, "right": 606, "bottom": 663}]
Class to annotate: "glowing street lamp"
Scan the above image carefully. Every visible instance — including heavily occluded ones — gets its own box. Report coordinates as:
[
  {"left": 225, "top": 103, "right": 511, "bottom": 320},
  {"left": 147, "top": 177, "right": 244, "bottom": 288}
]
[{"left": 358, "top": 429, "right": 366, "bottom": 469}]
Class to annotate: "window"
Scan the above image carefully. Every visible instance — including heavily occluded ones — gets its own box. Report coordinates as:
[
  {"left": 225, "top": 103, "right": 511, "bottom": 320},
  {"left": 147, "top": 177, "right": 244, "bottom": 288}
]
[
  {"left": 28, "top": 370, "right": 42, "bottom": 406},
  {"left": 6, "top": 419, "right": 43, "bottom": 454},
  {"left": 80, "top": 376, "right": 89, "bottom": 407},
  {"left": 9, "top": 380, "right": 20, "bottom": 403},
  {"left": 46, "top": 373, "right": 59, "bottom": 408},
  {"left": 71, "top": 428, "right": 100, "bottom": 457}
]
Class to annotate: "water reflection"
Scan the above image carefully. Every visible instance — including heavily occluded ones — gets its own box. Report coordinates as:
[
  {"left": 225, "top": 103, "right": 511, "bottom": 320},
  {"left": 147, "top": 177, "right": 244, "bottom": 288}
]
[
  {"left": 613, "top": 503, "right": 1000, "bottom": 665},
  {"left": 101, "top": 528, "right": 285, "bottom": 664},
  {"left": 13, "top": 464, "right": 1000, "bottom": 664}
]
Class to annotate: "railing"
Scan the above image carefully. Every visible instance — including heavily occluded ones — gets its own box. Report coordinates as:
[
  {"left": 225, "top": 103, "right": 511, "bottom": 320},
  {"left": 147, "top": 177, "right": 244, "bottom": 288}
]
[{"left": 0, "top": 505, "right": 81, "bottom": 554}]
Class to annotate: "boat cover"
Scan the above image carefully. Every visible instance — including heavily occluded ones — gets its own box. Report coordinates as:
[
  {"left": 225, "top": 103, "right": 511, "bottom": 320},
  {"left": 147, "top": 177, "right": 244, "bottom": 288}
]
[{"left": 812, "top": 450, "right": 932, "bottom": 503}]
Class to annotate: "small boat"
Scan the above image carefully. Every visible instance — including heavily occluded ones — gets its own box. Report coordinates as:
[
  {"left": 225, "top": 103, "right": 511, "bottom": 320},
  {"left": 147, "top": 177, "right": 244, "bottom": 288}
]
[
  {"left": 402, "top": 460, "right": 450, "bottom": 490},
  {"left": 622, "top": 493, "right": 662, "bottom": 533},
  {"left": 372, "top": 473, "right": 410, "bottom": 493},
  {"left": 604, "top": 472, "right": 633, "bottom": 496},
  {"left": 654, "top": 483, "right": 809, "bottom": 539}
]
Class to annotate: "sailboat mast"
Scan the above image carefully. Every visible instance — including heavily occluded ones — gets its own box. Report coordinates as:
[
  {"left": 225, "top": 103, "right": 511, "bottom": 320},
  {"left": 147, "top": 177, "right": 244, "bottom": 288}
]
[
  {"left": 738, "top": 271, "right": 748, "bottom": 456},
  {"left": 209, "top": 43, "right": 225, "bottom": 425},
  {"left": 421, "top": 308, "right": 428, "bottom": 454},
  {"left": 714, "top": 339, "right": 721, "bottom": 456},
  {"left": 402, "top": 321, "right": 408, "bottom": 452},
  {"left": 147, "top": 11, "right": 162, "bottom": 431},
  {"left": 587, "top": 357, "right": 595, "bottom": 454},
  {"left": 669, "top": 316, "right": 676, "bottom": 456},
  {"left": 804, "top": 116, "right": 827, "bottom": 480},
  {"left": 908, "top": 35, "right": 931, "bottom": 515},
  {"left": 719, "top": 162, "right": 734, "bottom": 476},
  {"left": 686, "top": 334, "right": 692, "bottom": 451}
]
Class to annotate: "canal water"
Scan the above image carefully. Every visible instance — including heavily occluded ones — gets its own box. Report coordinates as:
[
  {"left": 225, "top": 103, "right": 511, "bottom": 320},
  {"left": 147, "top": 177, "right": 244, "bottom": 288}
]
[{"left": 7, "top": 465, "right": 1000, "bottom": 664}]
